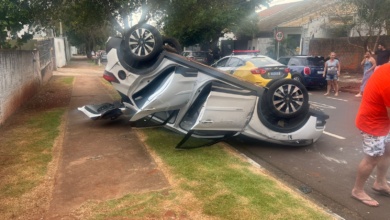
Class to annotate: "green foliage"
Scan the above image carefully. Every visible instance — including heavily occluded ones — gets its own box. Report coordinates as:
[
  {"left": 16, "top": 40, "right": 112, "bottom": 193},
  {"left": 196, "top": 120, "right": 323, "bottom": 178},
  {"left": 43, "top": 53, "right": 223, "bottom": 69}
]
[
  {"left": 1, "top": 0, "right": 268, "bottom": 52},
  {"left": 0, "top": 0, "right": 33, "bottom": 48},
  {"left": 352, "top": 0, "right": 390, "bottom": 30},
  {"left": 57, "top": 0, "right": 166, "bottom": 56},
  {"left": 161, "top": 0, "right": 267, "bottom": 47},
  {"left": 60, "top": 0, "right": 116, "bottom": 55},
  {"left": 344, "top": 0, "right": 390, "bottom": 49}
]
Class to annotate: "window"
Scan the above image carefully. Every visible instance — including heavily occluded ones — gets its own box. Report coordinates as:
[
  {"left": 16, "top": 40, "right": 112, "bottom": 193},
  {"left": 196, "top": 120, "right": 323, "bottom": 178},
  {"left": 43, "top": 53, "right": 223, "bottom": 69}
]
[
  {"left": 277, "top": 57, "right": 290, "bottom": 65},
  {"left": 226, "top": 58, "right": 244, "bottom": 67},
  {"left": 250, "top": 57, "right": 280, "bottom": 66},
  {"left": 215, "top": 58, "right": 229, "bottom": 67},
  {"left": 288, "top": 58, "right": 301, "bottom": 66},
  {"left": 308, "top": 57, "right": 324, "bottom": 66}
]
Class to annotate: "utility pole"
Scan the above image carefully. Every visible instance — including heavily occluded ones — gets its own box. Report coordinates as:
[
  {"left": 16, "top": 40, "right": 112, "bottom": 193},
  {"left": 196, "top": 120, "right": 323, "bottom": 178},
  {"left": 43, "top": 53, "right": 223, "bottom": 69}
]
[{"left": 59, "top": 21, "right": 63, "bottom": 37}]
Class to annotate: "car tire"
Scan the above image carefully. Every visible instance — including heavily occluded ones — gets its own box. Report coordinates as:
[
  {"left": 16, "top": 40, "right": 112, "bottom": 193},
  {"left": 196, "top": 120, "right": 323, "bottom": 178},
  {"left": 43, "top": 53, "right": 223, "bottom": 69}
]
[
  {"left": 123, "top": 23, "right": 163, "bottom": 62},
  {"left": 162, "top": 36, "right": 182, "bottom": 54},
  {"left": 292, "top": 74, "right": 303, "bottom": 83},
  {"left": 263, "top": 79, "right": 309, "bottom": 119},
  {"left": 265, "top": 79, "right": 280, "bottom": 89}
]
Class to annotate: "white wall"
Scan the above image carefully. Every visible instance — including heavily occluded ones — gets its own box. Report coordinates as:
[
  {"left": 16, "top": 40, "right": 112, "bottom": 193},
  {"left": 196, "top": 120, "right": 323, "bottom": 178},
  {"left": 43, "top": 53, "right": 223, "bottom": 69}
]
[
  {"left": 54, "top": 37, "right": 66, "bottom": 67},
  {"left": 249, "top": 38, "right": 274, "bottom": 55},
  {"left": 71, "top": 46, "right": 78, "bottom": 55}
]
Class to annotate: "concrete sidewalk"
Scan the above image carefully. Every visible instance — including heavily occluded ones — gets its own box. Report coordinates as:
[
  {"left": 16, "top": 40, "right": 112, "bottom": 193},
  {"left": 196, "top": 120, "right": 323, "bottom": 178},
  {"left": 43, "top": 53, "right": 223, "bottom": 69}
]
[{"left": 47, "top": 61, "right": 169, "bottom": 219}]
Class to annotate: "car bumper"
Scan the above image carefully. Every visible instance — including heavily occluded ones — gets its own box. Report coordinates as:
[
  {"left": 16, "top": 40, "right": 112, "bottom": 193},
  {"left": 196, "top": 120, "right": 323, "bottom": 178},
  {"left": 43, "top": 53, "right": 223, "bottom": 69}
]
[{"left": 304, "top": 77, "right": 326, "bottom": 87}]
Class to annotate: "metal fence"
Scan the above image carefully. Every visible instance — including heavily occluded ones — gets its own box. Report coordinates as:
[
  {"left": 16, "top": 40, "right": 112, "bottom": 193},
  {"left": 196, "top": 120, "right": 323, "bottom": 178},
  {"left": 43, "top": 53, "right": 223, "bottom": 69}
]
[{"left": 36, "top": 39, "right": 53, "bottom": 70}]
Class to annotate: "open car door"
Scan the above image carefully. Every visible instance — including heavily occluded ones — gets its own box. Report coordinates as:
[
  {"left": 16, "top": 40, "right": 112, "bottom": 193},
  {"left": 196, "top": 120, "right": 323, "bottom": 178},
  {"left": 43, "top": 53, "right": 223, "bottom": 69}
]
[{"left": 175, "top": 82, "right": 257, "bottom": 148}]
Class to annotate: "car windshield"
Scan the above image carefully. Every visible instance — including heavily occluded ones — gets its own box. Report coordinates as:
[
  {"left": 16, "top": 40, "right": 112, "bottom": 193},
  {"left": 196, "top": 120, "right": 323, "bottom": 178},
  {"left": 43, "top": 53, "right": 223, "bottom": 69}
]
[
  {"left": 307, "top": 57, "right": 324, "bottom": 66},
  {"left": 248, "top": 57, "right": 282, "bottom": 66}
]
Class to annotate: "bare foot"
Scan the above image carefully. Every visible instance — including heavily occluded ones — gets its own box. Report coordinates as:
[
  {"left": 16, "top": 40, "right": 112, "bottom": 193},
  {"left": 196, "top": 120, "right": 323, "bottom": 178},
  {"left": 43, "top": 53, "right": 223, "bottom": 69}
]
[
  {"left": 372, "top": 187, "right": 390, "bottom": 197},
  {"left": 351, "top": 195, "right": 379, "bottom": 207},
  {"left": 351, "top": 190, "right": 379, "bottom": 207},
  {"left": 324, "top": 93, "right": 329, "bottom": 96},
  {"left": 372, "top": 183, "right": 390, "bottom": 197},
  {"left": 355, "top": 93, "right": 362, "bottom": 97},
  {"left": 335, "top": 92, "right": 339, "bottom": 96}
]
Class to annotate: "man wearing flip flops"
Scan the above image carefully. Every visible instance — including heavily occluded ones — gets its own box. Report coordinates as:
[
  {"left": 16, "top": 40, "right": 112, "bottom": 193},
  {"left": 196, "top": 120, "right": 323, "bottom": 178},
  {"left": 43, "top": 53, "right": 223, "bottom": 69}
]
[{"left": 351, "top": 63, "right": 390, "bottom": 207}]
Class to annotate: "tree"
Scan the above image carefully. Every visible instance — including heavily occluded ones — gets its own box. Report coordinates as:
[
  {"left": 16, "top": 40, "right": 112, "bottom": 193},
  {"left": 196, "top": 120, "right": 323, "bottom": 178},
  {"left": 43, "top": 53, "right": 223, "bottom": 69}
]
[
  {"left": 58, "top": 0, "right": 117, "bottom": 57},
  {"left": 0, "top": 0, "right": 35, "bottom": 48},
  {"left": 343, "top": 0, "right": 390, "bottom": 50},
  {"left": 161, "top": 0, "right": 267, "bottom": 48},
  {"left": 0, "top": 0, "right": 65, "bottom": 49},
  {"left": 57, "top": 0, "right": 165, "bottom": 57}
]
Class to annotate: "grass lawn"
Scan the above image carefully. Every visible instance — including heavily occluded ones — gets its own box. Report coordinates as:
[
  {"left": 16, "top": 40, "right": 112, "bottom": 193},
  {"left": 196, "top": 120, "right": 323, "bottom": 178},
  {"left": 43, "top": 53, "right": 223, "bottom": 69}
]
[
  {"left": 0, "top": 73, "right": 335, "bottom": 219},
  {"left": 86, "top": 128, "right": 334, "bottom": 220}
]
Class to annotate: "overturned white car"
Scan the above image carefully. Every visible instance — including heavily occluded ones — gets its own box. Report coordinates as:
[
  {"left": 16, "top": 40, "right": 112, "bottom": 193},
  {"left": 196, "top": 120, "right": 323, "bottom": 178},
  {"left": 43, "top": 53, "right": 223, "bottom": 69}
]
[{"left": 79, "top": 23, "right": 329, "bottom": 148}]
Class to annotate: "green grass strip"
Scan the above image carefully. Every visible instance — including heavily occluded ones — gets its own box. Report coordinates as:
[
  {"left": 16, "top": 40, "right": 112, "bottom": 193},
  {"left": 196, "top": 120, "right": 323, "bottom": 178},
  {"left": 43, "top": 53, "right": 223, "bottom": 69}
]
[
  {"left": 0, "top": 108, "right": 65, "bottom": 198},
  {"left": 90, "top": 127, "right": 332, "bottom": 220},
  {"left": 143, "top": 128, "right": 331, "bottom": 220}
]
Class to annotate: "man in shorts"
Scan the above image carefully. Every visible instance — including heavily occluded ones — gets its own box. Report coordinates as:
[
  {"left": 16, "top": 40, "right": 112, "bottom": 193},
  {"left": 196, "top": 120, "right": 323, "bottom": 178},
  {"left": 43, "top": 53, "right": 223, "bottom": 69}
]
[{"left": 352, "top": 63, "right": 390, "bottom": 207}]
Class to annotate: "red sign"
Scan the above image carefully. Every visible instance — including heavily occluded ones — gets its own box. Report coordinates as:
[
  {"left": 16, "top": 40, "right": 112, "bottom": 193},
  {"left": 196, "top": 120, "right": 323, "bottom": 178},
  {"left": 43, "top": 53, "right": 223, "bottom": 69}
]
[{"left": 275, "top": 31, "right": 284, "bottom": 42}]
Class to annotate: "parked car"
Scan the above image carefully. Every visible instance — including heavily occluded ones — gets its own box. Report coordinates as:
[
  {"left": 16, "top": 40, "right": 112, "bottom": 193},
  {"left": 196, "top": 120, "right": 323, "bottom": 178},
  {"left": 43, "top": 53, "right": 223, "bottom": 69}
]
[
  {"left": 78, "top": 23, "right": 328, "bottom": 148},
  {"left": 231, "top": 49, "right": 260, "bottom": 55},
  {"left": 212, "top": 54, "right": 291, "bottom": 87},
  {"left": 182, "top": 51, "right": 210, "bottom": 65},
  {"left": 276, "top": 56, "right": 291, "bottom": 65},
  {"left": 99, "top": 51, "right": 107, "bottom": 61},
  {"left": 283, "top": 55, "right": 326, "bottom": 88}
]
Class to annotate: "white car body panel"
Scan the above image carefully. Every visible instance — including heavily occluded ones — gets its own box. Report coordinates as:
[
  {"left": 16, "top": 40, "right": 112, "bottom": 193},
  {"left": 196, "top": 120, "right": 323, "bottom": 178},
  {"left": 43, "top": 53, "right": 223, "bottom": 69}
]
[
  {"left": 131, "top": 69, "right": 197, "bottom": 121},
  {"left": 192, "top": 91, "right": 257, "bottom": 131},
  {"left": 242, "top": 101, "right": 323, "bottom": 145},
  {"left": 79, "top": 32, "right": 329, "bottom": 147}
]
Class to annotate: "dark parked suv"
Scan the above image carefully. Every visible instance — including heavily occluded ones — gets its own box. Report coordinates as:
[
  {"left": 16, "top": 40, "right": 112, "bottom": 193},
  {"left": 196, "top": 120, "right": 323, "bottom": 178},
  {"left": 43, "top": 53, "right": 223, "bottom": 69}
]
[{"left": 280, "top": 56, "right": 326, "bottom": 88}]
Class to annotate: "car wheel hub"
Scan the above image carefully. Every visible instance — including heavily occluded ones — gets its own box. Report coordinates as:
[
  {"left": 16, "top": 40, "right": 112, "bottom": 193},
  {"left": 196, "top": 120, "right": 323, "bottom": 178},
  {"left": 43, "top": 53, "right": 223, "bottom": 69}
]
[
  {"left": 273, "top": 84, "right": 303, "bottom": 114},
  {"left": 129, "top": 28, "right": 155, "bottom": 57}
]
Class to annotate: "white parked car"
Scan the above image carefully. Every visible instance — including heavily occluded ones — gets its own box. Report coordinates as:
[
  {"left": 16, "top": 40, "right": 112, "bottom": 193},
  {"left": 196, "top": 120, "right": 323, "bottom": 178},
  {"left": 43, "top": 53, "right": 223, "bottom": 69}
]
[{"left": 78, "top": 23, "right": 329, "bottom": 148}]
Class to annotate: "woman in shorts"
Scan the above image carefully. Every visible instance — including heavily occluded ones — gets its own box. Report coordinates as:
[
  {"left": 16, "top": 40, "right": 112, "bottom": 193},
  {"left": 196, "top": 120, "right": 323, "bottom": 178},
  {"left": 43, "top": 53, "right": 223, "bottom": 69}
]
[{"left": 323, "top": 52, "right": 341, "bottom": 96}]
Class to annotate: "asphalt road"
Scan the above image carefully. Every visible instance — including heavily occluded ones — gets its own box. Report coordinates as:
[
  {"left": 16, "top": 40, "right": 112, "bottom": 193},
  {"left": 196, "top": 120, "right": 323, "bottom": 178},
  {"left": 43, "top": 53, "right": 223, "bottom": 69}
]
[{"left": 228, "top": 89, "right": 390, "bottom": 220}]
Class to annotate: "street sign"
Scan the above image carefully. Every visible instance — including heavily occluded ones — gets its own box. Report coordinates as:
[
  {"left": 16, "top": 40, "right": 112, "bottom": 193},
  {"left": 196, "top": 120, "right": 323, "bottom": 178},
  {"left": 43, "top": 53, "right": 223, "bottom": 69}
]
[{"left": 275, "top": 31, "right": 284, "bottom": 42}]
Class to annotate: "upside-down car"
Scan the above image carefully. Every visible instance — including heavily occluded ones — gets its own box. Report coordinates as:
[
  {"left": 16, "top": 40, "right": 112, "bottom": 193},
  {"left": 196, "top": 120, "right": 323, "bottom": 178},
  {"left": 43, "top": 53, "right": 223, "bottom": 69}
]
[{"left": 78, "top": 23, "right": 329, "bottom": 148}]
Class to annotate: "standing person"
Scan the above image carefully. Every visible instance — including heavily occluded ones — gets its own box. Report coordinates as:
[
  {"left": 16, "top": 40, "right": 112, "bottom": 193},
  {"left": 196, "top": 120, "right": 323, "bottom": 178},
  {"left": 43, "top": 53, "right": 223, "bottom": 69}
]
[
  {"left": 355, "top": 51, "right": 376, "bottom": 97},
  {"left": 370, "top": 42, "right": 390, "bottom": 70},
  {"left": 351, "top": 63, "right": 390, "bottom": 207},
  {"left": 323, "top": 52, "right": 341, "bottom": 96}
]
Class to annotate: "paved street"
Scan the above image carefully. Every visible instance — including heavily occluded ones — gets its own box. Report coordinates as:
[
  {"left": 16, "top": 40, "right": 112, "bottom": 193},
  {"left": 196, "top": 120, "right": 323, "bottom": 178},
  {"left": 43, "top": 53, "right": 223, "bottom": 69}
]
[{"left": 228, "top": 88, "right": 390, "bottom": 220}]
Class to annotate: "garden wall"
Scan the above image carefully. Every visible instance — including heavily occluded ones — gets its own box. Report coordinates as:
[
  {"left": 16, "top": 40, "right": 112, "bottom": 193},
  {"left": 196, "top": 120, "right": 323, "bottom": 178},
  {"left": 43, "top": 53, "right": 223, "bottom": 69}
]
[
  {"left": 309, "top": 36, "right": 390, "bottom": 73},
  {"left": 0, "top": 50, "right": 41, "bottom": 125}
]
